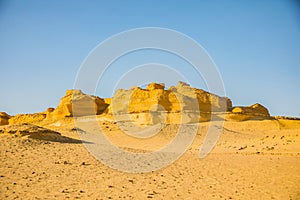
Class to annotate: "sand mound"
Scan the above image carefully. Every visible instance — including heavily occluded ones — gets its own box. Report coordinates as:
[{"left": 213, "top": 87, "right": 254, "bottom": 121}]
[
  {"left": 0, "top": 123, "right": 60, "bottom": 136},
  {"left": 0, "top": 123, "right": 85, "bottom": 143}
]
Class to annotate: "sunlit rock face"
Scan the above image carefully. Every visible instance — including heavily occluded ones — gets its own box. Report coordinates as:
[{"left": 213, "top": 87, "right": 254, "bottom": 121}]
[
  {"left": 47, "top": 90, "right": 109, "bottom": 120},
  {"left": 110, "top": 82, "right": 232, "bottom": 113},
  {"left": 108, "top": 82, "right": 233, "bottom": 124}
]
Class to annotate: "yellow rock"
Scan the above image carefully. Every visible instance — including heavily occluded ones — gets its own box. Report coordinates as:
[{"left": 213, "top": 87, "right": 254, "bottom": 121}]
[
  {"left": 0, "top": 83, "right": 271, "bottom": 125},
  {"left": 46, "top": 107, "right": 55, "bottom": 113},
  {"left": 0, "top": 112, "right": 10, "bottom": 126},
  {"left": 146, "top": 82, "right": 165, "bottom": 90},
  {"left": 9, "top": 113, "right": 46, "bottom": 125},
  {"left": 231, "top": 103, "right": 269, "bottom": 116},
  {"left": 104, "top": 98, "right": 112, "bottom": 105},
  {"left": 110, "top": 82, "right": 231, "bottom": 113},
  {"left": 47, "top": 90, "right": 109, "bottom": 120},
  {"left": 228, "top": 103, "right": 270, "bottom": 121},
  {"left": 109, "top": 82, "right": 232, "bottom": 124}
]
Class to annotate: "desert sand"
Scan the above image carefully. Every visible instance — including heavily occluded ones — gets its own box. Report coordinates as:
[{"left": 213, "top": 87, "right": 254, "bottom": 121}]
[{"left": 0, "top": 117, "right": 299, "bottom": 199}]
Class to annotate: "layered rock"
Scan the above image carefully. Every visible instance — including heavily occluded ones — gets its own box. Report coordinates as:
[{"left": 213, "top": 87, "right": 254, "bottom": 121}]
[
  {"left": 110, "top": 82, "right": 231, "bottom": 114},
  {"left": 0, "top": 112, "right": 10, "bottom": 126},
  {"left": 170, "top": 82, "right": 232, "bottom": 112},
  {"left": 109, "top": 82, "right": 233, "bottom": 124},
  {"left": 47, "top": 90, "right": 109, "bottom": 120}
]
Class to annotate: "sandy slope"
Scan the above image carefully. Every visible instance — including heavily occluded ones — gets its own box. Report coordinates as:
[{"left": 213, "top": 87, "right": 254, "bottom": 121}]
[{"left": 0, "top": 118, "right": 300, "bottom": 199}]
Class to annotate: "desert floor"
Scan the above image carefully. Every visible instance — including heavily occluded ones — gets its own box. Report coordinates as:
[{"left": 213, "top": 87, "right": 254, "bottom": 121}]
[{"left": 0, "top": 118, "right": 300, "bottom": 199}]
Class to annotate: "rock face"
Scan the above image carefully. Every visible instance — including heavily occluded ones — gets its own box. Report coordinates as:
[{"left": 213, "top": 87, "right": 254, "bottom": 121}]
[
  {"left": 47, "top": 90, "right": 109, "bottom": 120},
  {"left": 109, "top": 82, "right": 233, "bottom": 124},
  {"left": 170, "top": 82, "right": 232, "bottom": 112},
  {"left": 0, "top": 112, "right": 10, "bottom": 126},
  {"left": 110, "top": 82, "right": 232, "bottom": 114}
]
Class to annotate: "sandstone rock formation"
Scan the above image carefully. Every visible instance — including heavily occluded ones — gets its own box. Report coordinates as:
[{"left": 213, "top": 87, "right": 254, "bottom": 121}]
[
  {"left": 232, "top": 103, "right": 270, "bottom": 116},
  {"left": 9, "top": 113, "right": 46, "bottom": 125},
  {"left": 0, "top": 112, "right": 10, "bottom": 126},
  {"left": 170, "top": 81, "right": 232, "bottom": 112},
  {"left": 1, "top": 82, "right": 271, "bottom": 125},
  {"left": 110, "top": 82, "right": 231, "bottom": 114},
  {"left": 227, "top": 103, "right": 270, "bottom": 121},
  {"left": 47, "top": 90, "right": 109, "bottom": 120},
  {"left": 109, "top": 82, "right": 233, "bottom": 124}
]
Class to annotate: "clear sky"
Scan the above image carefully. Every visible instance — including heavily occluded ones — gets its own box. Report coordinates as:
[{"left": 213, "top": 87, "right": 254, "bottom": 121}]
[{"left": 0, "top": 0, "right": 299, "bottom": 117}]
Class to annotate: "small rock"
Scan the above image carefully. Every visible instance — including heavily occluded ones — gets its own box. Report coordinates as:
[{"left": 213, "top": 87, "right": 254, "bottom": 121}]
[{"left": 238, "top": 146, "right": 247, "bottom": 150}]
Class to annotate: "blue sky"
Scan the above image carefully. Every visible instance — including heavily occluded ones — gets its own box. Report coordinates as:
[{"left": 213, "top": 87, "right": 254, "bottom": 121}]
[{"left": 0, "top": 0, "right": 299, "bottom": 117}]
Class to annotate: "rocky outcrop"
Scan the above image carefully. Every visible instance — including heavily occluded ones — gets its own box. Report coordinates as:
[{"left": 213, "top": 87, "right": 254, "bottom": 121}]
[
  {"left": 110, "top": 82, "right": 231, "bottom": 114},
  {"left": 0, "top": 112, "right": 10, "bottom": 126},
  {"left": 227, "top": 103, "right": 270, "bottom": 121},
  {"left": 170, "top": 82, "right": 232, "bottom": 112},
  {"left": 47, "top": 90, "right": 109, "bottom": 120},
  {"left": 109, "top": 82, "right": 232, "bottom": 124},
  {"left": 0, "top": 83, "right": 272, "bottom": 125},
  {"left": 9, "top": 113, "right": 46, "bottom": 125},
  {"left": 232, "top": 103, "right": 270, "bottom": 116}
]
